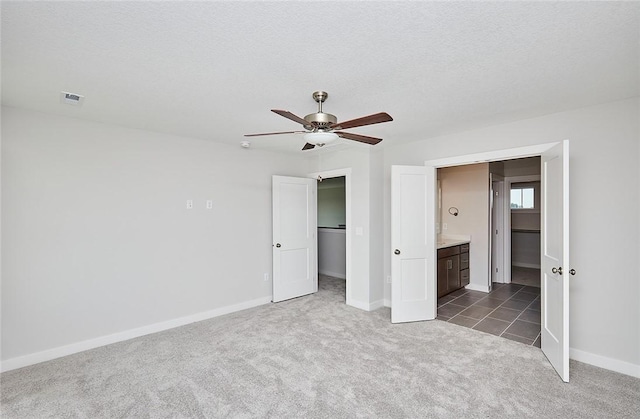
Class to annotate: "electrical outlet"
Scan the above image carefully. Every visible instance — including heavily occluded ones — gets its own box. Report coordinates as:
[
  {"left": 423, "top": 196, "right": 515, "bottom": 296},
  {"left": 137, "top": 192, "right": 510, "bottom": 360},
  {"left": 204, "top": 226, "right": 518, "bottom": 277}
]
[
  {"left": 443, "top": 223, "right": 448, "bottom": 230},
  {"left": 264, "top": 273, "right": 270, "bottom": 282},
  {"left": 387, "top": 275, "right": 392, "bottom": 284},
  {"left": 206, "top": 200, "right": 213, "bottom": 209},
  {"left": 186, "top": 200, "right": 193, "bottom": 209}
]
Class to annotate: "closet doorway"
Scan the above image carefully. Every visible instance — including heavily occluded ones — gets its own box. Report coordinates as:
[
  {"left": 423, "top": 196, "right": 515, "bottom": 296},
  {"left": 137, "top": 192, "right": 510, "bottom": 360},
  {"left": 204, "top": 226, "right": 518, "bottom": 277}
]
[{"left": 309, "top": 169, "right": 352, "bottom": 306}]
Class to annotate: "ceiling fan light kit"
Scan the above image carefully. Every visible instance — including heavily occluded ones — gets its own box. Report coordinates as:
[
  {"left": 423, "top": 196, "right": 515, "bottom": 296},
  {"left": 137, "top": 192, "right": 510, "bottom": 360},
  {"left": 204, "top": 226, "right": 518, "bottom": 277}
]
[
  {"left": 245, "top": 91, "right": 393, "bottom": 151},
  {"left": 303, "top": 131, "right": 339, "bottom": 146}
]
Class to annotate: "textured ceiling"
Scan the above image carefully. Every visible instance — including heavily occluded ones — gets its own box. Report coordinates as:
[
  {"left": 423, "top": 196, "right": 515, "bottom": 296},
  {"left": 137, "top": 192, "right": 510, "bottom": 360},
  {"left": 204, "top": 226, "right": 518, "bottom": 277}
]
[{"left": 2, "top": 2, "right": 638, "bottom": 154}]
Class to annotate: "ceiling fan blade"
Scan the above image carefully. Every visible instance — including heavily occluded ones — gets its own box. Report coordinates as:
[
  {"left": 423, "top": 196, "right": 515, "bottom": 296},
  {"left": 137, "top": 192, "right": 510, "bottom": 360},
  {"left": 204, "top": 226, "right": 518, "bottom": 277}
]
[
  {"left": 244, "top": 131, "right": 304, "bottom": 137},
  {"left": 331, "top": 112, "right": 393, "bottom": 130},
  {"left": 271, "top": 109, "right": 311, "bottom": 127},
  {"left": 302, "top": 143, "right": 316, "bottom": 151},
  {"left": 335, "top": 131, "right": 383, "bottom": 145}
]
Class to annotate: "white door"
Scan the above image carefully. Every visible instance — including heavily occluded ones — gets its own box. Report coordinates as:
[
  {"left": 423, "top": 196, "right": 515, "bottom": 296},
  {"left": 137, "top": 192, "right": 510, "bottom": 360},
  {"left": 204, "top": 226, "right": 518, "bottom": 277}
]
[
  {"left": 540, "top": 140, "right": 570, "bottom": 382},
  {"left": 391, "top": 166, "right": 436, "bottom": 323},
  {"left": 272, "top": 175, "right": 317, "bottom": 302}
]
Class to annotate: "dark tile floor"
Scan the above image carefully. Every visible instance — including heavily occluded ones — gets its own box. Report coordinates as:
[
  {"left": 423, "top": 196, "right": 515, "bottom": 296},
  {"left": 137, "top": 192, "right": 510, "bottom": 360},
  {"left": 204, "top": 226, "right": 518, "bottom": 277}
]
[
  {"left": 511, "top": 266, "right": 541, "bottom": 287},
  {"left": 437, "top": 283, "right": 541, "bottom": 347}
]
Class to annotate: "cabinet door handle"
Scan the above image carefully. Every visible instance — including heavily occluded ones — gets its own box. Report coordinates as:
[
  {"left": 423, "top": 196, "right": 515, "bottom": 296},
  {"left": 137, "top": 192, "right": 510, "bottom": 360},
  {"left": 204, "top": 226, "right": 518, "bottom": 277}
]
[
  {"left": 394, "top": 249, "right": 401, "bottom": 255},
  {"left": 447, "top": 260, "right": 452, "bottom": 269},
  {"left": 551, "top": 267, "right": 563, "bottom": 275}
]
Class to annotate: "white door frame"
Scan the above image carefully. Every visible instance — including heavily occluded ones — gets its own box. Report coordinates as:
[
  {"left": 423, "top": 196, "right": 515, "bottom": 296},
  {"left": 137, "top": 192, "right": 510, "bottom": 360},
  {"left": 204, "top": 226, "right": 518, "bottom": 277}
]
[
  {"left": 307, "top": 168, "right": 353, "bottom": 307},
  {"left": 426, "top": 142, "right": 562, "bottom": 293},
  {"left": 491, "top": 176, "right": 505, "bottom": 284}
]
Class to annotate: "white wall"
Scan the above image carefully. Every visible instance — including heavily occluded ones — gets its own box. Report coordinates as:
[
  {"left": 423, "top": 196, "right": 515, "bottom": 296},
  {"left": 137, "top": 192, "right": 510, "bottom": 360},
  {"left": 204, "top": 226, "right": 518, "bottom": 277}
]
[
  {"left": 383, "top": 97, "right": 640, "bottom": 373},
  {"left": 1, "top": 107, "right": 308, "bottom": 365},
  {"left": 318, "top": 228, "right": 346, "bottom": 278},
  {"left": 504, "top": 157, "right": 541, "bottom": 177},
  {"left": 369, "top": 149, "right": 385, "bottom": 305},
  {"left": 511, "top": 231, "right": 541, "bottom": 269},
  {"left": 317, "top": 183, "right": 346, "bottom": 227},
  {"left": 439, "top": 164, "right": 490, "bottom": 290}
]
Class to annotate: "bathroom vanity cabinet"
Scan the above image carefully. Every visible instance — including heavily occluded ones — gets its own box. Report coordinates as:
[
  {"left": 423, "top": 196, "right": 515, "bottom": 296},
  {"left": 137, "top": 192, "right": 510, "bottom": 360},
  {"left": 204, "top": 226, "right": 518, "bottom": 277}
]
[{"left": 437, "top": 243, "right": 470, "bottom": 298}]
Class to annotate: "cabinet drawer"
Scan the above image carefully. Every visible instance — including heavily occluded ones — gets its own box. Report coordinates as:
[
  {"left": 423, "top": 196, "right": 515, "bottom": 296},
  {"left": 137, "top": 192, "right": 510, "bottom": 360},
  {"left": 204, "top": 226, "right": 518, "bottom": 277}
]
[
  {"left": 460, "top": 252, "right": 469, "bottom": 270},
  {"left": 460, "top": 243, "right": 470, "bottom": 253},
  {"left": 460, "top": 268, "right": 470, "bottom": 286},
  {"left": 438, "top": 245, "right": 460, "bottom": 258}
]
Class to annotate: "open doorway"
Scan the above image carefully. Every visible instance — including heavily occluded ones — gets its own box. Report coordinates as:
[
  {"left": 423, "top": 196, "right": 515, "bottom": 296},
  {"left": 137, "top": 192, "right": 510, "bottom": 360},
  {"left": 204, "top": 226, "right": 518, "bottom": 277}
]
[
  {"left": 317, "top": 176, "right": 347, "bottom": 301},
  {"left": 309, "top": 168, "right": 353, "bottom": 305},
  {"left": 393, "top": 141, "right": 569, "bottom": 380},
  {"left": 506, "top": 158, "right": 542, "bottom": 289},
  {"left": 435, "top": 157, "right": 542, "bottom": 347}
]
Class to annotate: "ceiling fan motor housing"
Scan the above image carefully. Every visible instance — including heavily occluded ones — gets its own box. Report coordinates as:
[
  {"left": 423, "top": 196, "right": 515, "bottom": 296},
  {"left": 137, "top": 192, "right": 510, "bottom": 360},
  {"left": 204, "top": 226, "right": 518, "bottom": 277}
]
[{"left": 304, "top": 112, "right": 337, "bottom": 130}]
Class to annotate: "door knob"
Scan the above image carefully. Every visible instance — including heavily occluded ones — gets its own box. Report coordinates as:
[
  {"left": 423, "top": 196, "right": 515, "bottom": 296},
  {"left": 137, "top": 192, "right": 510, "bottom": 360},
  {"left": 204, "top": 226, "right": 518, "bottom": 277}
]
[
  {"left": 394, "top": 249, "right": 401, "bottom": 255},
  {"left": 552, "top": 267, "right": 563, "bottom": 275},
  {"left": 275, "top": 243, "right": 281, "bottom": 248},
  {"left": 569, "top": 269, "right": 576, "bottom": 276}
]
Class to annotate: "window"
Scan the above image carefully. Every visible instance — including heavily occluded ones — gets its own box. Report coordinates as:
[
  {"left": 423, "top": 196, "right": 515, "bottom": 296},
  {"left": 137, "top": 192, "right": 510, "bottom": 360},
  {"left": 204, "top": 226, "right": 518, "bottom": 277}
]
[{"left": 511, "top": 187, "right": 535, "bottom": 209}]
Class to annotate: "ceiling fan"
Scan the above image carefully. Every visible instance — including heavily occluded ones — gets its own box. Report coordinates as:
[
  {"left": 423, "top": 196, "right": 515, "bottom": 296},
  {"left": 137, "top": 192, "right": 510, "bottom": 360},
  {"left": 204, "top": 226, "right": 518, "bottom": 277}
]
[{"left": 245, "top": 91, "right": 393, "bottom": 150}]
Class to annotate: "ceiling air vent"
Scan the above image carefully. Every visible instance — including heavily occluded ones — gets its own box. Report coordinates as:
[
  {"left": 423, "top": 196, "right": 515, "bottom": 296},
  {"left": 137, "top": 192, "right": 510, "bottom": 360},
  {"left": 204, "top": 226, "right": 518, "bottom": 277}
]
[{"left": 60, "top": 91, "right": 85, "bottom": 106}]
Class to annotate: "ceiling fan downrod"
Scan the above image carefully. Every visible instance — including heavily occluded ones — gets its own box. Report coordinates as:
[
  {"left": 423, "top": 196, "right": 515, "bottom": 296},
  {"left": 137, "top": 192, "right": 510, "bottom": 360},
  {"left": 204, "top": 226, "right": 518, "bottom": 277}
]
[
  {"left": 312, "top": 90, "right": 328, "bottom": 113},
  {"left": 306, "top": 91, "right": 336, "bottom": 130}
]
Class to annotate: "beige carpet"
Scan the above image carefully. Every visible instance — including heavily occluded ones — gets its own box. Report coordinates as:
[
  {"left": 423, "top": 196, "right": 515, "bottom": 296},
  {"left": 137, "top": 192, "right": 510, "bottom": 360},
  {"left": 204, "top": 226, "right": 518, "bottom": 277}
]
[{"left": 1, "top": 276, "right": 638, "bottom": 418}]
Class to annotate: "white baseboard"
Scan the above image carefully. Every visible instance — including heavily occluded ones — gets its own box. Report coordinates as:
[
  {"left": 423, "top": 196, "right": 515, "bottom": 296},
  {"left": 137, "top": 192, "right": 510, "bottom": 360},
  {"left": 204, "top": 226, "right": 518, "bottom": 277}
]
[
  {"left": 348, "top": 298, "right": 384, "bottom": 312},
  {"left": 465, "top": 283, "right": 490, "bottom": 293},
  {"left": 348, "top": 298, "right": 369, "bottom": 311},
  {"left": 318, "top": 270, "right": 346, "bottom": 279},
  {"left": 384, "top": 299, "right": 391, "bottom": 308},
  {"left": 369, "top": 299, "right": 384, "bottom": 311},
  {"left": 570, "top": 348, "right": 640, "bottom": 378},
  {"left": 512, "top": 262, "right": 541, "bottom": 269},
  {"left": 0, "top": 296, "right": 272, "bottom": 373}
]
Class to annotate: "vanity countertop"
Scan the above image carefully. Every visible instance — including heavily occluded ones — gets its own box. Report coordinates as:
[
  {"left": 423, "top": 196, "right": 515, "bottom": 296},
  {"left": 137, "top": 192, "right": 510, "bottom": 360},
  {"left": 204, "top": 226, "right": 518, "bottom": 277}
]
[{"left": 437, "top": 239, "right": 470, "bottom": 249}]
